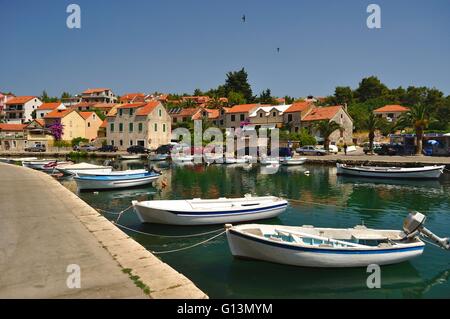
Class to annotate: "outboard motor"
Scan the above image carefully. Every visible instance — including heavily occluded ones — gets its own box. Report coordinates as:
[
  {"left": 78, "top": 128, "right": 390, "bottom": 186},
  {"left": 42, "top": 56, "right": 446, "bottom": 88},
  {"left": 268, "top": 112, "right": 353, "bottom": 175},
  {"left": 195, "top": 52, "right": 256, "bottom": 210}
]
[{"left": 403, "top": 212, "right": 450, "bottom": 250}]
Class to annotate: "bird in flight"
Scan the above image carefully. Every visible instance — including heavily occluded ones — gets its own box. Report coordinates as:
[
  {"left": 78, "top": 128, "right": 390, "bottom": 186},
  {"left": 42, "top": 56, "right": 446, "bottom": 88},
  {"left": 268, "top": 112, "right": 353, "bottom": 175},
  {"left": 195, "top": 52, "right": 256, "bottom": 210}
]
[{"left": 242, "top": 14, "right": 246, "bottom": 23}]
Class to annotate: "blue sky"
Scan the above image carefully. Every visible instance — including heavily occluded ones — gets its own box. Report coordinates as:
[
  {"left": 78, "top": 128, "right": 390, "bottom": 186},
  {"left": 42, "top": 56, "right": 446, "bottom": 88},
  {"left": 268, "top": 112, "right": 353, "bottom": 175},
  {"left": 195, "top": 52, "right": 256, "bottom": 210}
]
[{"left": 1, "top": 0, "right": 449, "bottom": 98}]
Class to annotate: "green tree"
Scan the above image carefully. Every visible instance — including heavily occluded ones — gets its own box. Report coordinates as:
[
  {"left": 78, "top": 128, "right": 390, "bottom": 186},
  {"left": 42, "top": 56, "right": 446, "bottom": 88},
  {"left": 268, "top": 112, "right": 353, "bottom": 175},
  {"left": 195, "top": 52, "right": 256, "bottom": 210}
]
[
  {"left": 31, "top": 109, "right": 37, "bottom": 120},
  {"left": 334, "top": 86, "right": 353, "bottom": 105},
  {"left": 314, "top": 121, "right": 342, "bottom": 151},
  {"left": 257, "top": 89, "right": 276, "bottom": 105},
  {"left": 355, "top": 76, "right": 388, "bottom": 102},
  {"left": 397, "top": 103, "right": 431, "bottom": 154},
  {"left": 227, "top": 91, "right": 246, "bottom": 106},
  {"left": 363, "top": 110, "right": 386, "bottom": 154},
  {"left": 223, "top": 68, "right": 253, "bottom": 103},
  {"left": 61, "top": 92, "right": 72, "bottom": 99},
  {"left": 193, "top": 88, "right": 203, "bottom": 96}
]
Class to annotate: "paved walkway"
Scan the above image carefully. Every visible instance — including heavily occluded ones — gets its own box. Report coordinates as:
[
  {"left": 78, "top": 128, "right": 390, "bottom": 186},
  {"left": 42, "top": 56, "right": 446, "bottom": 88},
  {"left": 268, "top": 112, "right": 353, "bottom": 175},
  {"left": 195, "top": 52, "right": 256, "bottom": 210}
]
[{"left": 0, "top": 163, "right": 207, "bottom": 299}]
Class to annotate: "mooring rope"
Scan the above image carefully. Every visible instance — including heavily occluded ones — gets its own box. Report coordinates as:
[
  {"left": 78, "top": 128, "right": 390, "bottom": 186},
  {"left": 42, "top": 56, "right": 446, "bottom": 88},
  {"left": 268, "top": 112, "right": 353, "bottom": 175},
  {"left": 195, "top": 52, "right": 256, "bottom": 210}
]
[
  {"left": 149, "top": 231, "right": 226, "bottom": 255},
  {"left": 113, "top": 222, "right": 225, "bottom": 239},
  {"left": 288, "top": 198, "right": 408, "bottom": 212}
]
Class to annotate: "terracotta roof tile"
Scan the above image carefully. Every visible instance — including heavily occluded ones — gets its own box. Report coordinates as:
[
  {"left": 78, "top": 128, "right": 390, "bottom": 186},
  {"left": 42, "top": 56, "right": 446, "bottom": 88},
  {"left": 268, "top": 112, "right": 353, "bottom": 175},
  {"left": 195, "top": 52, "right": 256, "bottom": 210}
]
[
  {"left": 116, "top": 103, "right": 147, "bottom": 109},
  {"left": 227, "top": 104, "right": 259, "bottom": 114},
  {"left": 44, "top": 108, "right": 75, "bottom": 119},
  {"left": 0, "top": 124, "right": 27, "bottom": 131},
  {"left": 100, "top": 119, "right": 108, "bottom": 128},
  {"left": 37, "top": 102, "right": 61, "bottom": 111},
  {"left": 6, "top": 96, "right": 37, "bottom": 105},
  {"left": 374, "top": 105, "right": 410, "bottom": 113},
  {"left": 79, "top": 111, "right": 94, "bottom": 120},
  {"left": 82, "top": 88, "right": 110, "bottom": 94},
  {"left": 285, "top": 102, "right": 312, "bottom": 113},
  {"left": 136, "top": 101, "right": 161, "bottom": 116},
  {"left": 302, "top": 106, "right": 342, "bottom": 122}
]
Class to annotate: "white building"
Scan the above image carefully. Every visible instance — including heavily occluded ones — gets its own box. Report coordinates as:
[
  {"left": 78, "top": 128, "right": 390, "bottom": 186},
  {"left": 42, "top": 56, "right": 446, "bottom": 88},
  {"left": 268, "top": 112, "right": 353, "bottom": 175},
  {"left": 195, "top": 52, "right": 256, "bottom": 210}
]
[
  {"left": 4, "top": 96, "right": 43, "bottom": 124},
  {"left": 36, "top": 102, "right": 64, "bottom": 119}
]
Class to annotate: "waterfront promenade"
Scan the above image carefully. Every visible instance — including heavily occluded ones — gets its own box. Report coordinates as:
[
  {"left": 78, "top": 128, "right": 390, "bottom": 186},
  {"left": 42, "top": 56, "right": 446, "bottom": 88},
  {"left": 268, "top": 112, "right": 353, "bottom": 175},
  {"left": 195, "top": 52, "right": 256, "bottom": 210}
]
[{"left": 0, "top": 163, "right": 207, "bottom": 299}]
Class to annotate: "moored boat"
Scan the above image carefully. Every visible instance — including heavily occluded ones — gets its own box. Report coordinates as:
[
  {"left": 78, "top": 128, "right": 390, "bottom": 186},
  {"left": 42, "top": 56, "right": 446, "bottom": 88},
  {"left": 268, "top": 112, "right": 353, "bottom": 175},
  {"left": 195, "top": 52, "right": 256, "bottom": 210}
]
[
  {"left": 132, "top": 195, "right": 288, "bottom": 225},
  {"left": 76, "top": 168, "right": 149, "bottom": 177},
  {"left": 56, "top": 162, "right": 113, "bottom": 175},
  {"left": 119, "top": 154, "right": 142, "bottom": 160},
  {"left": 225, "top": 212, "right": 449, "bottom": 268},
  {"left": 22, "top": 159, "right": 58, "bottom": 170},
  {"left": 280, "top": 157, "right": 307, "bottom": 166},
  {"left": 148, "top": 153, "right": 170, "bottom": 161},
  {"left": 336, "top": 163, "right": 445, "bottom": 179},
  {"left": 74, "top": 170, "right": 161, "bottom": 190}
]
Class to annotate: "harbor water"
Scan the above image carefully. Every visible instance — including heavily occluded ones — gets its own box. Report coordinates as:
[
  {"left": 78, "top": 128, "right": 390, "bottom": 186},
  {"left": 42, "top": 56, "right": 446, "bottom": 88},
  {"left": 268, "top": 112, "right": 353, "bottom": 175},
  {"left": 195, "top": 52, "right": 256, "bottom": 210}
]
[{"left": 60, "top": 160, "right": 450, "bottom": 298}]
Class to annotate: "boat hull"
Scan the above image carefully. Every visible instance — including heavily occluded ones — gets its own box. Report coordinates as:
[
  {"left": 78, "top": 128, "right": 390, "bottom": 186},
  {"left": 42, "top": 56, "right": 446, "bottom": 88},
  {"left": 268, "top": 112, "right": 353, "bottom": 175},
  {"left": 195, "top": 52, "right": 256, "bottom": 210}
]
[
  {"left": 336, "top": 164, "right": 444, "bottom": 179},
  {"left": 226, "top": 230, "right": 424, "bottom": 268},
  {"left": 133, "top": 201, "right": 287, "bottom": 226},
  {"left": 75, "top": 174, "right": 160, "bottom": 190},
  {"left": 281, "top": 158, "right": 306, "bottom": 166},
  {"left": 57, "top": 167, "right": 113, "bottom": 175}
]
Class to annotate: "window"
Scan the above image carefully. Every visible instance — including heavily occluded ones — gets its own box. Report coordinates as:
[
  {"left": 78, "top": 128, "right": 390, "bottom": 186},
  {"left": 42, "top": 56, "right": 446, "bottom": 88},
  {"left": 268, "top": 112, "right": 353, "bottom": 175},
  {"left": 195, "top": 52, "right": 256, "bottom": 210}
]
[
  {"left": 240, "top": 114, "right": 245, "bottom": 121},
  {"left": 163, "top": 124, "right": 166, "bottom": 132},
  {"left": 119, "top": 109, "right": 123, "bottom": 116},
  {"left": 159, "top": 109, "right": 162, "bottom": 117},
  {"left": 129, "top": 123, "right": 133, "bottom": 132},
  {"left": 388, "top": 113, "right": 394, "bottom": 118},
  {"left": 259, "top": 113, "right": 263, "bottom": 118},
  {"left": 130, "top": 108, "right": 134, "bottom": 116},
  {"left": 138, "top": 123, "right": 143, "bottom": 132},
  {"left": 154, "top": 123, "right": 158, "bottom": 132},
  {"left": 119, "top": 123, "right": 123, "bottom": 132},
  {"left": 272, "top": 112, "right": 276, "bottom": 117},
  {"left": 111, "top": 140, "right": 114, "bottom": 146},
  {"left": 220, "top": 120, "right": 224, "bottom": 126},
  {"left": 110, "top": 123, "right": 114, "bottom": 132},
  {"left": 88, "top": 122, "right": 91, "bottom": 128},
  {"left": 231, "top": 115, "right": 236, "bottom": 122},
  {"left": 120, "top": 140, "right": 123, "bottom": 146},
  {"left": 288, "top": 114, "right": 293, "bottom": 122},
  {"left": 130, "top": 140, "right": 133, "bottom": 146}
]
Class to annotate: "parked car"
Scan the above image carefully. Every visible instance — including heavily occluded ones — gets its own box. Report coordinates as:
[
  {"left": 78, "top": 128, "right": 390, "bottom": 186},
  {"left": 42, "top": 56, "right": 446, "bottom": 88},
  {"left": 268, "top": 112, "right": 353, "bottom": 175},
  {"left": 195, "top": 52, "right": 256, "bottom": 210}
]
[
  {"left": 296, "top": 145, "right": 327, "bottom": 156},
  {"left": 98, "top": 145, "right": 118, "bottom": 152},
  {"left": 374, "top": 143, "right": 406, "bottom": 156},
  {"left": 127, "top": 145, "right": 149, "bottom": 154},
  {"left": 363, "top": 142, "right": 382, "bottom": 154},
  {"left": 317, "top": 145, "right": 338, "bottom": 154},
  {"left": 25, "top": 144, "right": 46, "bottom": 152},
  {"left": 73, "top": 144, "right": 98, "bottom": 152},
  {"left": 155, "top": 144, "right": 174, "bottom": 154}
]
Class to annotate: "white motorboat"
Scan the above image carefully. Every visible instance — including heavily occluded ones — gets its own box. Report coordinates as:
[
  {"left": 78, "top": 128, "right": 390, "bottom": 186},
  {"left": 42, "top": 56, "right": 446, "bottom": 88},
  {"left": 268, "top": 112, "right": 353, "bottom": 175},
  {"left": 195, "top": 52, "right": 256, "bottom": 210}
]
[
  {"left": 119, "top": 154, "right": 142, "bottom": 160},
  {"left": 172, "top": 155, "right": 194, "bottom": 163},
  {"left": 22, "top": 159, "right": 57, "bottom": 170},
  {"left": 259, "top": 157, "right": 279, "bottom": 165},
  {"left": 132, "top": 195, "right": 288, "bottom": 226},
  {"left": 336, "top": 163, "right": 445, "bottom": 179},
  {"left": 280, "top": 157, "right": 307, "bottom": 166},
  {"left": 148, "top": 153, "right": 170, "bottom": 161},
  {"left": 74, "top": 170, "right": 161, "bottom": 190},
  {"left": 41, "top": 161, "right": 74, "bottom": 172},
  {"left": 7, "top": 157, "right": 38, "bottom": 163},
  {"left": 56, "top": 162, "right": 113, "bottom": 175},
  {"left": 224, "top": 157, "right": 248, "bottom": 164},
  {"left": 76, "top": 168, "right": 149, "bottom": 177},
  {"left": 226, "top": 212, "right": 449, "bottom": 268}
]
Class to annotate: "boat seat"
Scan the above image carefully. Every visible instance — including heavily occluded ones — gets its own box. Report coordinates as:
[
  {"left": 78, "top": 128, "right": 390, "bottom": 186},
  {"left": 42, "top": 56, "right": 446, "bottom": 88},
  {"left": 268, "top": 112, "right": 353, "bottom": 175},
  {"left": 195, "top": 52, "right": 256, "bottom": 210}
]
[{"left": 244, "top": 228, "right": 264, "bottom": 236}]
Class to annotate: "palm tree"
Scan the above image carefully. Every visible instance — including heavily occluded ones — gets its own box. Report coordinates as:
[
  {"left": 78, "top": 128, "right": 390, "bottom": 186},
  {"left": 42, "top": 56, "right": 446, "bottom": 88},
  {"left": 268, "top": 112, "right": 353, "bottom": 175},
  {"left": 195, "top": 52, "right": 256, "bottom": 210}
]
[
  {"left": 314, "top": 120, "right": 342, "bottom": 151},
  {"left": 364, "top": 111, "right": 385, "bottom": 154},
  {"left": 397, "top": 103, "right": 431, "bottom": 155}
]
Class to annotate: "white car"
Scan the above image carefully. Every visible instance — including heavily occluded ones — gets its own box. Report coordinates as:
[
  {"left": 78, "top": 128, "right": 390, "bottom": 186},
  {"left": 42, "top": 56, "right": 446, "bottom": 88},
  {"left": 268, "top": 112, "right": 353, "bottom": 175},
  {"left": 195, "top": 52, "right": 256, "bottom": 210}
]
[{"left": 328, "top": 145, "right": 338, "bottom": 154}]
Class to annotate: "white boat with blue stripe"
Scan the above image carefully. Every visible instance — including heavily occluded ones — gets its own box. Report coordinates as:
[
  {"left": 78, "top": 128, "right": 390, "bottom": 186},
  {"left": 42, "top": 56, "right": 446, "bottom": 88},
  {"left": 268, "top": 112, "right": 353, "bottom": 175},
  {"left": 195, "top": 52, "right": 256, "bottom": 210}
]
[
  {"left": 74, "top": 170, "right": 161, "bottom": 190},
  {"left": 132, "top": 195, "right": 288, "bottom": 225},
  {"left": 226, "top": 212, "right": 450, "bottom": 268}
]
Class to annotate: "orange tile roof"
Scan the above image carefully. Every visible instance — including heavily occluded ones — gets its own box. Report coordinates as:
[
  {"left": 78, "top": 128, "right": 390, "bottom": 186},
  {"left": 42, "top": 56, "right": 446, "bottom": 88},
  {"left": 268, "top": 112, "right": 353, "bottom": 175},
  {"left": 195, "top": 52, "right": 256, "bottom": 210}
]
[
  {"left": 37, "top": 102, "right": 61, "bottom": 111},
  {"left": 285, "top": 102, "right": 312, "bottom": 113},
  {"left": 44, "top": 108, "right": 75, "bottom": 119},
  {"left": 116, "top": 103, "right": 147, "bottom": 109},
  {"left": 35, "top": 119, "right": 45, "bottom": 126},
  {"left": 207, "top": 109, "right": 220, "bottom": 119},
  {"left": 82, "top": 88, "right": 110, "bottom": 94},
  {"left": 79, "top": 111, "right": 94, "bottom": 120},
  {"left": 374, "top": 105, "right": 410, "bottom": 113},
  {"left": 0, "top": 124, "right": 27, "bottom": 131},
  {"left": 6, "top": 96, "right": 36, "bottom": 105},
  {"left": 100, "top": 119, "right": 108, "bottom": 128},
  {"left": 171, "top": 107, "right": 200, "bottom": 117},
  {"left": 227, "top": 104, "right": 259, "bottom": 114},
  {"left": 93, "top": 103, "right": 116, "bottom": 109},
  {"left": 302, "top": 106, "right": 342, "bottom": 122},
  {"left": 106, "top": 107, "right": 118, "bottom": 117},
  {"left": 136, "top": 101, "right": 161, "bottom": 116},
  {"left": 120, "top": 93, "right": 145, "bottom": 103}
]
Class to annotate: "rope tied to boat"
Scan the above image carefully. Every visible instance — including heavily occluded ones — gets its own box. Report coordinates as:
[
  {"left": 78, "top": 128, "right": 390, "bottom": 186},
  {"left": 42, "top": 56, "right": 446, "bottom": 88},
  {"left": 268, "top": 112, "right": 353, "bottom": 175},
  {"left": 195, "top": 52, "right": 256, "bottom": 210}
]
[
  {"left": 113, "top": 223, "right": 225, "bottom": 239},
  {"left": 149, "top": 231, "right": 226, "bottom": 255}
]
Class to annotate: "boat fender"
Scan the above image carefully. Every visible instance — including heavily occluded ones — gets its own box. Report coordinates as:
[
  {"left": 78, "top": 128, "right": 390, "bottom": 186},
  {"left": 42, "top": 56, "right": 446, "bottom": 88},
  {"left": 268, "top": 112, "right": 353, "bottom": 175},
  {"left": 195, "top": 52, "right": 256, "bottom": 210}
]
[
  {"left": 131, "top": 200, "right": 138, "bottom": 206},
  {"left": 224, "top": 224, "right": 233, "bottom": 230}
]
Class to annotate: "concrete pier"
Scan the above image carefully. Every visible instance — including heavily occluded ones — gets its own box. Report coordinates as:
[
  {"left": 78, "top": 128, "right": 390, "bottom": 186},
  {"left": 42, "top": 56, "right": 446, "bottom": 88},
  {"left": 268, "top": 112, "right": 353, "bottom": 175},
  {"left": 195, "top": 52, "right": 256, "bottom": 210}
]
[{"left": 0, "top": 163, "right": 208, "bottom": 299}]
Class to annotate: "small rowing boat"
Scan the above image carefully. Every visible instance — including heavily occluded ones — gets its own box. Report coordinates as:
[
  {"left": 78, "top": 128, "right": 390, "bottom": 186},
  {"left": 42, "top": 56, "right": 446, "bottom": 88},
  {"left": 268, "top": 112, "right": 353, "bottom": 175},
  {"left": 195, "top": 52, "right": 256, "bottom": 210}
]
[
  {"left": 56, "top": 162, "right": 113, "bottom": 175},
  {"left": 74, "top": 170, "right": 161, "bottom": 190},
  {"left": 119, "top": 154, "right": 142, "bottom": 160},
  {"left": 336, "top": 163, "right": 445, "bottom": 179},
  {"left": 225, "top": 212, "right": 449, "bottom": 268},
  {"left": 280, "top": 157, "right": 307, "bottom": 166},
  {"left": 76, "top": 168, "right": 149, "bottom": 177},
  {"left": 22, "top": 159, "right": 57, "bottom": 170},
  {"left": 132, "top": 195, "right": 288, "bottom": 225}
]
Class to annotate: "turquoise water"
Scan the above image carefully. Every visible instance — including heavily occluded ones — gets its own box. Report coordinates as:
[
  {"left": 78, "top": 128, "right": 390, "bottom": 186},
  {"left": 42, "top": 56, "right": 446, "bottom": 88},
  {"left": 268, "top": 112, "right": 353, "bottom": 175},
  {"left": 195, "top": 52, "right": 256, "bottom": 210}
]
[{"left": 60, "top": 161, "right": 450, "bottom": 298}]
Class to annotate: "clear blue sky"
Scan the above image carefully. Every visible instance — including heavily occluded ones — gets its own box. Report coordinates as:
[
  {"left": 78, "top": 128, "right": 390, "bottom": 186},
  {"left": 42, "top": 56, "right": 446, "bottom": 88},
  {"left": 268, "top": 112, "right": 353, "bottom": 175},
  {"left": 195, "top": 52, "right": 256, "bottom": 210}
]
[{"left": 1, "top": 0, "right": 449, "bottom": 98}]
